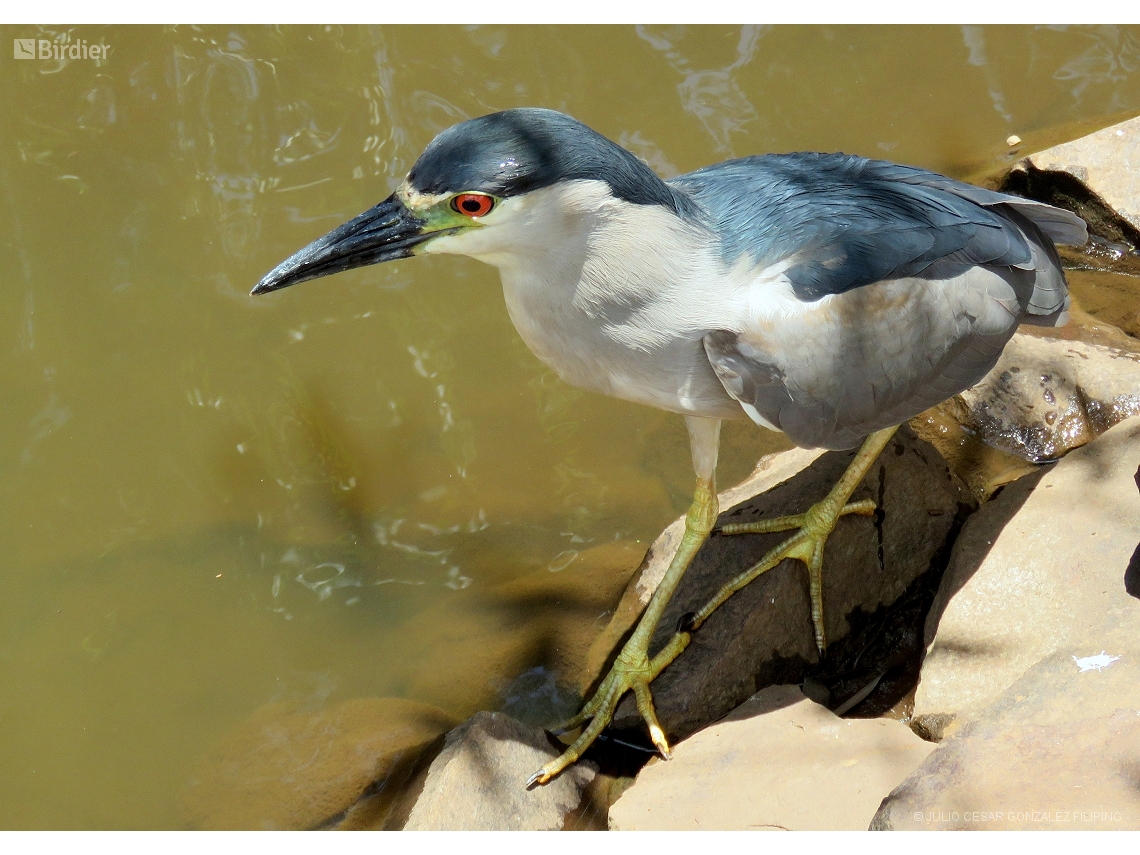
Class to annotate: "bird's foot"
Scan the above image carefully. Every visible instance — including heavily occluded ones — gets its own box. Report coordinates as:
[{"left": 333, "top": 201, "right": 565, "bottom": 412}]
[
  {"left": 693, "top": 428, "right": 897, "bottom": 652},
  {"left": 707, "top": 497, "right": 878, "bottom": 652},
  {"left": 526, "top": 629, "right": 690, "bottom": 788},
  {"left": 526, "top": 495, "right": 876, "bottom": 788}
]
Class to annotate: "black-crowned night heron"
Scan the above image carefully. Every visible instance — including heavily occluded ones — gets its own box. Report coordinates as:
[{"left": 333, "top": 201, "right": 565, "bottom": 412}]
[{"left": 253, "top": 108, "right": 1086, "bottom": 785}]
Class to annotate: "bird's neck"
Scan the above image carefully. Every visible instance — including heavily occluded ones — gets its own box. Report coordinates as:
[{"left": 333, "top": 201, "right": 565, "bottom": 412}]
[
  {"left": 483, "top": 182, "right": 708, "bottom": 315},
  {"left": 485, "top": 183, "right": 724, "bottom": 364}
]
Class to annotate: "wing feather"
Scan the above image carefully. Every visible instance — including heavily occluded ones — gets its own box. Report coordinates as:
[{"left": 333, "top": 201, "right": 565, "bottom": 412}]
[
  {"left": 678, "top": 152, "right": 1080, "bottom": 448},
  {"left": 670, "top": 153, "right": 1086, "bottom": 302}
]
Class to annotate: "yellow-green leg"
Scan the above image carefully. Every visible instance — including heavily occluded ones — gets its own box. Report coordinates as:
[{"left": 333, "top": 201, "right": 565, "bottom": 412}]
[
  {"left": 527, "top": 417, "right": 722, "bottom": 787},
  {"left": 690, "top": 425, "right": 898, "bottom": 652},
  {"left": 527, "top": 473, "right": 717, "bottom": 786},
  {"left": 527, "top": 423, "right": 898, "bottom": 786}
]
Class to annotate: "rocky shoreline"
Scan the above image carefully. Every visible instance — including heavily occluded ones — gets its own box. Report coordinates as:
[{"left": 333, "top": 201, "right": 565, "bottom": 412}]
[{"left": 180, "top": 113, "right": 1140, "bottom": 831}]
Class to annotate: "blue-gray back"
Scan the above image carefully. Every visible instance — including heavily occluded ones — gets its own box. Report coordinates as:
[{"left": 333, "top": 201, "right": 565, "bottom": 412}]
[{"left": 670, "top": 153, "right": 1086, "bottom": 301}]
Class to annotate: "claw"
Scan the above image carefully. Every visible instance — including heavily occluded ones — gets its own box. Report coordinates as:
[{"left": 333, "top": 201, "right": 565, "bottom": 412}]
[
  {"left": 525, "top": 767, "right": 551, "bottom": 789},
  {"left": 524, "top": 469, "right": 720, "bottom": 788},
  {"left": 647, "top": 723, "right": 671, "bottom": 759},
  {"left": 632, "top": 680, "right": 671, "bottom": 758}
]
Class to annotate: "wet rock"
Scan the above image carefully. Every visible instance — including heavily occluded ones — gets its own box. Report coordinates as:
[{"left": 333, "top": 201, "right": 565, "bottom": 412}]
[
  {"left": 951, "top": 333, "right": 1140, "bottom": 464},
  {"left": 908, "top": 397, "right": 1041, "bottom": 502},
  {"left": 874, "top": 642, "right": 1140, "bottom": 830},
  {"left": 1003, "top": 113, "right": 1140, "bottom": 255},
  {"left": 403, "top": 711, "right": 598, "bottom": 830},
  {"left": 178, "top": 697, "right": 456, "bottom": 830},
  {"left": 913, "top": 415, "right": 1140, "bottom": 737},
  {"left": 609, "top": 684, "right": 935, "bottom": 830},
  {"left": 593, "top": 426, "right": 973, "bottom": 743},
  {"left": 910, "top": 314, "right": 1140, "bottom": 501}
]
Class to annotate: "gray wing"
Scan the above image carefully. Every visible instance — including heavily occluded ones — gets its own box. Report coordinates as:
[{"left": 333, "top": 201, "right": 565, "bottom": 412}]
[
  {"left": 684, "top": 155, "right": 1081, "bottom": 449},
  {"left": 702, "top": 264, "right": 1024, "bottom": 449},
  {"left": 671, "top": 153, "right": 1085, "bottom": 319}
]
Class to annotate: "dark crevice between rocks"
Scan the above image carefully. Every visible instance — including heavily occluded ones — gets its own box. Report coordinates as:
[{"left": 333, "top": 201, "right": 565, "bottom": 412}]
[
  {"left": 575, "top": 496, "right": 977, "bottom": 785},
  {"left": 999, "top": 162, "right": 1140, "bottom": 275},
  {"left": 1127, "top": 464, "right": 1140, "bottom": 601},
  {"left": 875, "top": 465, "right": 887, "bottom": 579},
  {"left": 558, "top": 743, "right": 625, "bottom": 831},
  {"left": 568, "top": 721, "right": 659, "bottom": 786},
  {"left": 540, "top": 719, "right": 655, "bottom": 829},
  {"left": 805, "top": 499, "right": 974, "bottom": 722}
]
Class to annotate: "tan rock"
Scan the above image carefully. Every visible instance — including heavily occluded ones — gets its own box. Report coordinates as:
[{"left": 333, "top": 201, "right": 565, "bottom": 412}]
[
  {"left": 404, "top": 711, "right": 598, "bottom": 830},
  {"left": 1016, "top": 113, "right": 1140, "bottom": 235},
  {"left": 875, "top": 641, "right": 1140, "bottom": 830},
  {"left": 609, "top": 685, "right": 935, "bottom": 830},
  {"left": 908, "top": 396, "right": 1040, "bottom": 502},
  {"left": 914, "top": 415, "right": 1140, "bottom": 736},
  {"left": 910, "top": 314, "right": 1140, "bottom": 501},
  {"left": 178, "top": 697, "right": 456, "bottom": 830},
  {"left": 598, "top": 426, "right": 973, "bottom": 741}
]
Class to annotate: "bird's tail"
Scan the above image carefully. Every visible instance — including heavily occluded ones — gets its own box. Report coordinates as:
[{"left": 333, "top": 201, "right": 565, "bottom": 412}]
[{"left": 992, "top": 202, "right": 1081, "bottom": 328}]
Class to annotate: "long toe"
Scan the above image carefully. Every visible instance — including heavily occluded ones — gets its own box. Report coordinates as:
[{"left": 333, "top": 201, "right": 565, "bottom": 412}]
[
  {"left": 527, "top": 641, "right": 682, "bottom": 785},
  {"left": 697, "top": 495, "right": 881, "bottom": 653}
]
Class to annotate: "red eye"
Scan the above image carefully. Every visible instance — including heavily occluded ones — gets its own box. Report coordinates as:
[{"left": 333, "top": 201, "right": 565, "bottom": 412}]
[{"left": 452, "top": 193, "right": 495, "bottom": 218}]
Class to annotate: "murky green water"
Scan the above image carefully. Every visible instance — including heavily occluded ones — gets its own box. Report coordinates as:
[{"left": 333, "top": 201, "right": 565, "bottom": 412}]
[{"left": 1, "top": 24, "right": 1139, "bottom": 828}]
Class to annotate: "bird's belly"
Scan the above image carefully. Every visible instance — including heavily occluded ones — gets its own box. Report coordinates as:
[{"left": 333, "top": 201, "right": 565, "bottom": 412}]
[
  {"left": 501, "top": 285, "right": 744, "bottom": 420},
  {"left": 731, "top": 268, "right": 1023, "bottom": 448}
]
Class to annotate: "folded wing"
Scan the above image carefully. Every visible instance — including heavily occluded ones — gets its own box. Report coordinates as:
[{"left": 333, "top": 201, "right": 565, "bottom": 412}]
[{"left": 674, "top": 153, "right": 1086, "bottom": 449}]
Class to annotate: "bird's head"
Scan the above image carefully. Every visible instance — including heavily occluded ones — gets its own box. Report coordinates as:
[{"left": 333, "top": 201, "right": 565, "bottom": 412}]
[{"left": 251, "top": 108, "right": 678, "bottom": 295}]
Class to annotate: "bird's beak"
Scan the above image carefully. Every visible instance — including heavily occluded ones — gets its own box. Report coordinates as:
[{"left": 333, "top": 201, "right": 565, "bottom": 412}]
[{"left": 251, "top": 193, "right": 446, "bottom": 295}]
